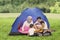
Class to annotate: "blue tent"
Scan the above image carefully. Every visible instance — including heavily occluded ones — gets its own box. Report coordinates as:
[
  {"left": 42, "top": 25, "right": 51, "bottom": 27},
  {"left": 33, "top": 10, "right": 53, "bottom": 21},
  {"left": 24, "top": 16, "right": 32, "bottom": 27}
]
[{"left": 9, "top": 8, "right": 50, "bottom": 35}]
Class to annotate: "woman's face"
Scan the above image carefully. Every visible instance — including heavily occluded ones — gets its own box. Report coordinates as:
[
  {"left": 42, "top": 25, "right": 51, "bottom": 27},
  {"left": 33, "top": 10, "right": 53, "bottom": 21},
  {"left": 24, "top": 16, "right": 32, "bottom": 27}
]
[
  {"left": 27, "top": 16, "right": 32, "bottom": 23},
  {"left": 27, "top": 18, "right": 32, "bottom": 23}
]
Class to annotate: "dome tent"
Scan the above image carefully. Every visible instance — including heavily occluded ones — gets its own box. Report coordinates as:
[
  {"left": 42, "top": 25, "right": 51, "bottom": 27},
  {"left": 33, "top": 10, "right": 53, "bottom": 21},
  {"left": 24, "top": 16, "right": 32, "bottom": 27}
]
[{"left": 9, "top": 8, "right": 50, "bottom": 35}]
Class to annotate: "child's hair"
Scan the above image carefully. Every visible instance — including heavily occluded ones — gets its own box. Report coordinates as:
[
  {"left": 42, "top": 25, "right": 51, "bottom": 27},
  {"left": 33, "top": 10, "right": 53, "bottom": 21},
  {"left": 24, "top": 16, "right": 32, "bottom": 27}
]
[
  {"left": 37, "top": 17, "right": 41, "bottom": 20},
  {"left": 30, "top": 24, "right": 34, "bottom": 28},
  {"left": 40, "top": 21, "right": 44, "bottom": 24}
]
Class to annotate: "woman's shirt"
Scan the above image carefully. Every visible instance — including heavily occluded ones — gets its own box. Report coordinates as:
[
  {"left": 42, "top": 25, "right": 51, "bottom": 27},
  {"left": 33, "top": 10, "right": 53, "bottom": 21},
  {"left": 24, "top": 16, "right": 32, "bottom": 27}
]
[{"left": 22, "top": 21, "right": 33, "bottom": 27}]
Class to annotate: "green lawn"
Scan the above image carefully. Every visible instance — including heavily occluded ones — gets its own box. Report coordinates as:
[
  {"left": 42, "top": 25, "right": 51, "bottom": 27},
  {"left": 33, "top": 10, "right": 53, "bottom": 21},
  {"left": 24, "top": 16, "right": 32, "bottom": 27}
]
[{"left": 0, "top": 13, "right": 60, "bottom": 40}]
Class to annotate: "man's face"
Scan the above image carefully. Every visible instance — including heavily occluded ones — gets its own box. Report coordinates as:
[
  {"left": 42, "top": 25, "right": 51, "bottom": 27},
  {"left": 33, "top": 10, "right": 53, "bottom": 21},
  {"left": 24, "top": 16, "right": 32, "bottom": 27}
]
[{"left": 37, "top": 19, "right": 42, "bottom": 22}]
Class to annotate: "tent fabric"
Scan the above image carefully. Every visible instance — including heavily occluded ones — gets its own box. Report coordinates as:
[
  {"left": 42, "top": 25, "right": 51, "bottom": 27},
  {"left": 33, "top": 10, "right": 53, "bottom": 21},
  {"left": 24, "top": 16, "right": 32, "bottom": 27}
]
[{"left": 9, "top": 8, "right": 50, "bottom": 35}]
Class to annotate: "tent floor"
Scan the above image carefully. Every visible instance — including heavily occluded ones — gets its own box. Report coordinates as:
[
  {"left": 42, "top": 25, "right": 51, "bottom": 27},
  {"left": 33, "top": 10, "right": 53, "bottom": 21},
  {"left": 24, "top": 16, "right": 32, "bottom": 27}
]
[{"left": 9, "top": 32, "right": 27, "bottom": 36}]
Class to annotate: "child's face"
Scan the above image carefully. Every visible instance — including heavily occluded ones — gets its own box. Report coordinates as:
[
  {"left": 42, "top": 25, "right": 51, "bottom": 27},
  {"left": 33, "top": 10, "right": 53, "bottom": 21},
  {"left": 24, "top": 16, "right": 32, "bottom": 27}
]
[
  {"left": 42, "top": 23, "right": 45, "bottom": 27},
  {"left": 37, "top": 19, "right": 42, "bottom": 22},
  {"left": 30, "top": 25, "right": 34, "bottom": 28},
  {"left": 32, "top": 25, "right": 35, "bottom": 28}
]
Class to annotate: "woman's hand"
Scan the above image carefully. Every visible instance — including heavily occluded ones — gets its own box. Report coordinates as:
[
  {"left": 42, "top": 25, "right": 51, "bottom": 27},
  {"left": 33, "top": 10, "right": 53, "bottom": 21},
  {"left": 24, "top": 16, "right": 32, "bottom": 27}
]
[{"left": 22, "top": 27, "right": 24, "bottom": 31}]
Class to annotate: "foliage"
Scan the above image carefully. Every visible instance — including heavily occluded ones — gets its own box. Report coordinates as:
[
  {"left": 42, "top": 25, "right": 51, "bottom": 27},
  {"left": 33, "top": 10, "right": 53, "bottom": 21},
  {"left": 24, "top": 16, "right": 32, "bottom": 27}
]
[
  {"left": 50, "top": 2, "right": 60, "bottom": 13},
  {"left": 0, "top": 0, "right": 60, "bottom": 13}
]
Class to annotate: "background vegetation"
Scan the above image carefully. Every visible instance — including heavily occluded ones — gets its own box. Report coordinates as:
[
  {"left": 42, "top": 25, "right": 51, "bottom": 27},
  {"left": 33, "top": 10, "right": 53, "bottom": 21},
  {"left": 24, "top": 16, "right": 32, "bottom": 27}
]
[{"left": 0, "top": 0, "right": 60, "bottom": 13}]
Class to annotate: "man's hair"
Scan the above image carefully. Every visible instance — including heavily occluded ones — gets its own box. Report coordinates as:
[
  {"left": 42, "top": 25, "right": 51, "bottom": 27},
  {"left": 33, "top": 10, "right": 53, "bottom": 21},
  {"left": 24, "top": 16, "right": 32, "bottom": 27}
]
[
  {"left": 40, "top": 21, "right": 44, "bottom": 24},
  {"left": 37, "top": 17, "right": 41, "bottom": 20},
  {"left": 30, "top": 24, "right": 34, "bottom": 28}
]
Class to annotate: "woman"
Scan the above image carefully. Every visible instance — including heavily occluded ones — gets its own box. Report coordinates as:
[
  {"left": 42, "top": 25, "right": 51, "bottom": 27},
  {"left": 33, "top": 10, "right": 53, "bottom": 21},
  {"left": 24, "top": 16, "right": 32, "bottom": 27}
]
[{"left": 18, "top": 16, "right": 33, "bottom": 34}]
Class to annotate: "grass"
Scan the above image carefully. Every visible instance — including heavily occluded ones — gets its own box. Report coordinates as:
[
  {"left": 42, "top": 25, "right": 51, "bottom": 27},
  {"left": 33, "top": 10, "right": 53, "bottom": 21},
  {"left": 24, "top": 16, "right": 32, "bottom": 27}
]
[{"left": 0, "top": 13, "right": 60, "bottom": 40}]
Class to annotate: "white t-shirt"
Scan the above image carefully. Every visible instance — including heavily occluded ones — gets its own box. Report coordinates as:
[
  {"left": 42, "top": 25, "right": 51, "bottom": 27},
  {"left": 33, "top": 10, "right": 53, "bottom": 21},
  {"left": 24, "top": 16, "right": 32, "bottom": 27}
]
[{"left": 28, "top": 28, "right": 35, "bottom": 35}]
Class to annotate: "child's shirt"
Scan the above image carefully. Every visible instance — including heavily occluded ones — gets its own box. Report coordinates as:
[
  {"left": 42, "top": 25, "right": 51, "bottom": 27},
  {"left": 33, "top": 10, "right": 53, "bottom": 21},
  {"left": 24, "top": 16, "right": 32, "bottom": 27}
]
[{"left": 28, "top": 28, "right": 35, "bottom": 35}]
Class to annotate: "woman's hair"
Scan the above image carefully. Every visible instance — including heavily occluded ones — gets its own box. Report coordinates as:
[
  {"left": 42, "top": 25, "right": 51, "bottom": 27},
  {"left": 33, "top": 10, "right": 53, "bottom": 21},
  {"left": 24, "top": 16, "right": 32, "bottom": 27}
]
[
  {"left": 37, "top": 17, "right": 41, "bottom": 20},
  {"left": 30, "top": 24, "right": 34, "bottom": 28}
]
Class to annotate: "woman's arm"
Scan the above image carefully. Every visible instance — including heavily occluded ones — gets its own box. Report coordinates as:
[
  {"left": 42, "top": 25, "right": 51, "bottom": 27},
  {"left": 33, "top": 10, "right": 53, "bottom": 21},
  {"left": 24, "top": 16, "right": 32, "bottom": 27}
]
[{"left": 22, "top": 21, "right": 26, "bottom": 31}]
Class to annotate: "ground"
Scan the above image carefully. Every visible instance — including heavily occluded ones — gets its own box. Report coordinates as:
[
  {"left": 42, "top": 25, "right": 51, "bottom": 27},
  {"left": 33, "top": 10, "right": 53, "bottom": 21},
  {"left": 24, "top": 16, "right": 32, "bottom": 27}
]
[{"left": 0, "top": 13, "right": 60, "bottom": 40}]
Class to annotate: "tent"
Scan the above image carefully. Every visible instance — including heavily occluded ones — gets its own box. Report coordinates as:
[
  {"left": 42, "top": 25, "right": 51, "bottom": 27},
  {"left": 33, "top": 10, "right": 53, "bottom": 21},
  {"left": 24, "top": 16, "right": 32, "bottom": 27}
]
[{"left": 9, "top": 8, "right": 50, "bottom": 35}]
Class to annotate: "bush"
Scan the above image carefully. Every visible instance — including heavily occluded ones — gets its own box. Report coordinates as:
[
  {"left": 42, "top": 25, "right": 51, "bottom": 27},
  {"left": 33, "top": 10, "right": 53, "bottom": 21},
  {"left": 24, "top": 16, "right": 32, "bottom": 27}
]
[{"left": 50, "top": 7, "right": 60, "bottom": 13}]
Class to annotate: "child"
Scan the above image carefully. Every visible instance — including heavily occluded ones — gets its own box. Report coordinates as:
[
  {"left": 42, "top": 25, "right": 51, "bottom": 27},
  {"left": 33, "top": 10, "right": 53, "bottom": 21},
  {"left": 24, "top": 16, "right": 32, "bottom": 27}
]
[{"left": 28, "top": 24, "right": 35, "bottom": 36}]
